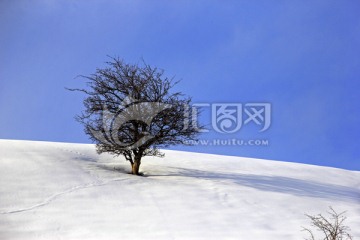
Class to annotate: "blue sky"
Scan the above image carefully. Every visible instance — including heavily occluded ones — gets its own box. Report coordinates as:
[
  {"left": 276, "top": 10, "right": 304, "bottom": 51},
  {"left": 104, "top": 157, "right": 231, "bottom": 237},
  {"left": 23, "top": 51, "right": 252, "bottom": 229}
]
[{"left": 1, "top": 0, "right": 359, "bottom": 170}]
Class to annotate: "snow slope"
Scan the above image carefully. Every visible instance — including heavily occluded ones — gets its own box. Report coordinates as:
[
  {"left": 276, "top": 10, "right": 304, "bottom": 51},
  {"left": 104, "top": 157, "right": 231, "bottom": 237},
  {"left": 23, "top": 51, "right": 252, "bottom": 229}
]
[{"left": 0, "top": 139, "right": 359, "bottom": 240}]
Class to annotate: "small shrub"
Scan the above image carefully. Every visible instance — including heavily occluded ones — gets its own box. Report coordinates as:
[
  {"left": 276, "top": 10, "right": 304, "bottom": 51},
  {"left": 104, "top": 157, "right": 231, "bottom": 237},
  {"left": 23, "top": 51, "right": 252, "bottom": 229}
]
[{"left": 302, "top": 206, "right": 353, "bottom": 240}]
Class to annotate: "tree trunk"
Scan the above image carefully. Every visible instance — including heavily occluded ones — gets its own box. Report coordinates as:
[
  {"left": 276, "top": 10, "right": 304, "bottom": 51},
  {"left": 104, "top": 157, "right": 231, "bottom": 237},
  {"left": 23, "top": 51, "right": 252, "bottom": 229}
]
[{"left": 131, "top": 156, "right": 141, "bottom": 175}]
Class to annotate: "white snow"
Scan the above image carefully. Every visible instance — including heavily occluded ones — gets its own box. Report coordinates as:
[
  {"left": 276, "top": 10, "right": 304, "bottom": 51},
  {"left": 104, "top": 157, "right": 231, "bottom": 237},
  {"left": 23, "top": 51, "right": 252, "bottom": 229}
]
[{"left": 0, "top": 139, "right": 359, "bottom": 240}]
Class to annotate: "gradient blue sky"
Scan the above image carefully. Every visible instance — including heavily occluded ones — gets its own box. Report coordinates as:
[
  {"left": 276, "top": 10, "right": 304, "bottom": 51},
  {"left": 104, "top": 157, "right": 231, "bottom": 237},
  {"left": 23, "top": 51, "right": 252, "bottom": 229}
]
[{"left": 1, "top": 0, "right": 359, "bottom": 170}]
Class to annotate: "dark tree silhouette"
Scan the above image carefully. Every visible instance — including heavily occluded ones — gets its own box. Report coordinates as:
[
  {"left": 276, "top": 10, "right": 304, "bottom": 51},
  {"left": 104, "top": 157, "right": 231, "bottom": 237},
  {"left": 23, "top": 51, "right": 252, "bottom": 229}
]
[{"left": 69, "top": 58, "right": 201, "bottom": 175}]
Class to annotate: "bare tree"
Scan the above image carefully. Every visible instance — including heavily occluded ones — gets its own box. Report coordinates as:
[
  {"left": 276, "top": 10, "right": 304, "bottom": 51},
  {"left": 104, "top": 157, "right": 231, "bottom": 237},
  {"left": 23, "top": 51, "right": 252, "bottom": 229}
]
[
  {"left": 302, "top": 207, "right": 353, "bottom": 240},
  {"left": 69, "top": 57, "right": 201, "bottom": 175}
]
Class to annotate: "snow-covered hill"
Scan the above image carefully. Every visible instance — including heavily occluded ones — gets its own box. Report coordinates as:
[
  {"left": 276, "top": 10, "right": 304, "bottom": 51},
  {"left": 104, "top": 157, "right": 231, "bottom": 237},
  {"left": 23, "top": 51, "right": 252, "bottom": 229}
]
[{"left": 0, "top": 139, "right": 359, "bottom": 239}]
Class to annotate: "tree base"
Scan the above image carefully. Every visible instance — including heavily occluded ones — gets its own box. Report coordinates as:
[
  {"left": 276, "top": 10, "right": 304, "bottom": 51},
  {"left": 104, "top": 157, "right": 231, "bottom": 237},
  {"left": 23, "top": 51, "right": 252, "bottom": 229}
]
[
  {"left": 131, "top": 159, "right": 141, "bottom": 175},
  {"left": 128, "top": 172, "right": 145, "bottom": 176}
]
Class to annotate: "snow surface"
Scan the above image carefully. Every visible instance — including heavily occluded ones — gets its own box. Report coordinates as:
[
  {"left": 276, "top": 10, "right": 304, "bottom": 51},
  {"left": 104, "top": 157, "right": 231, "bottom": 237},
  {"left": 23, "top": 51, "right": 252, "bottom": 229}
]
[{"left": 0, "top": 139, "right": 359, "bottom": 240}]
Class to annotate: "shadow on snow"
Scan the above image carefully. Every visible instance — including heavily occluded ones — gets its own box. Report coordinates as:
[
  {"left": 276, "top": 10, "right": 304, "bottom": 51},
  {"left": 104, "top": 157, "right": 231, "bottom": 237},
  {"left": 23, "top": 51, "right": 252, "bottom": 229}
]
[{"left": 151, "top": 167, "right": 360, "bottom": 203}]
